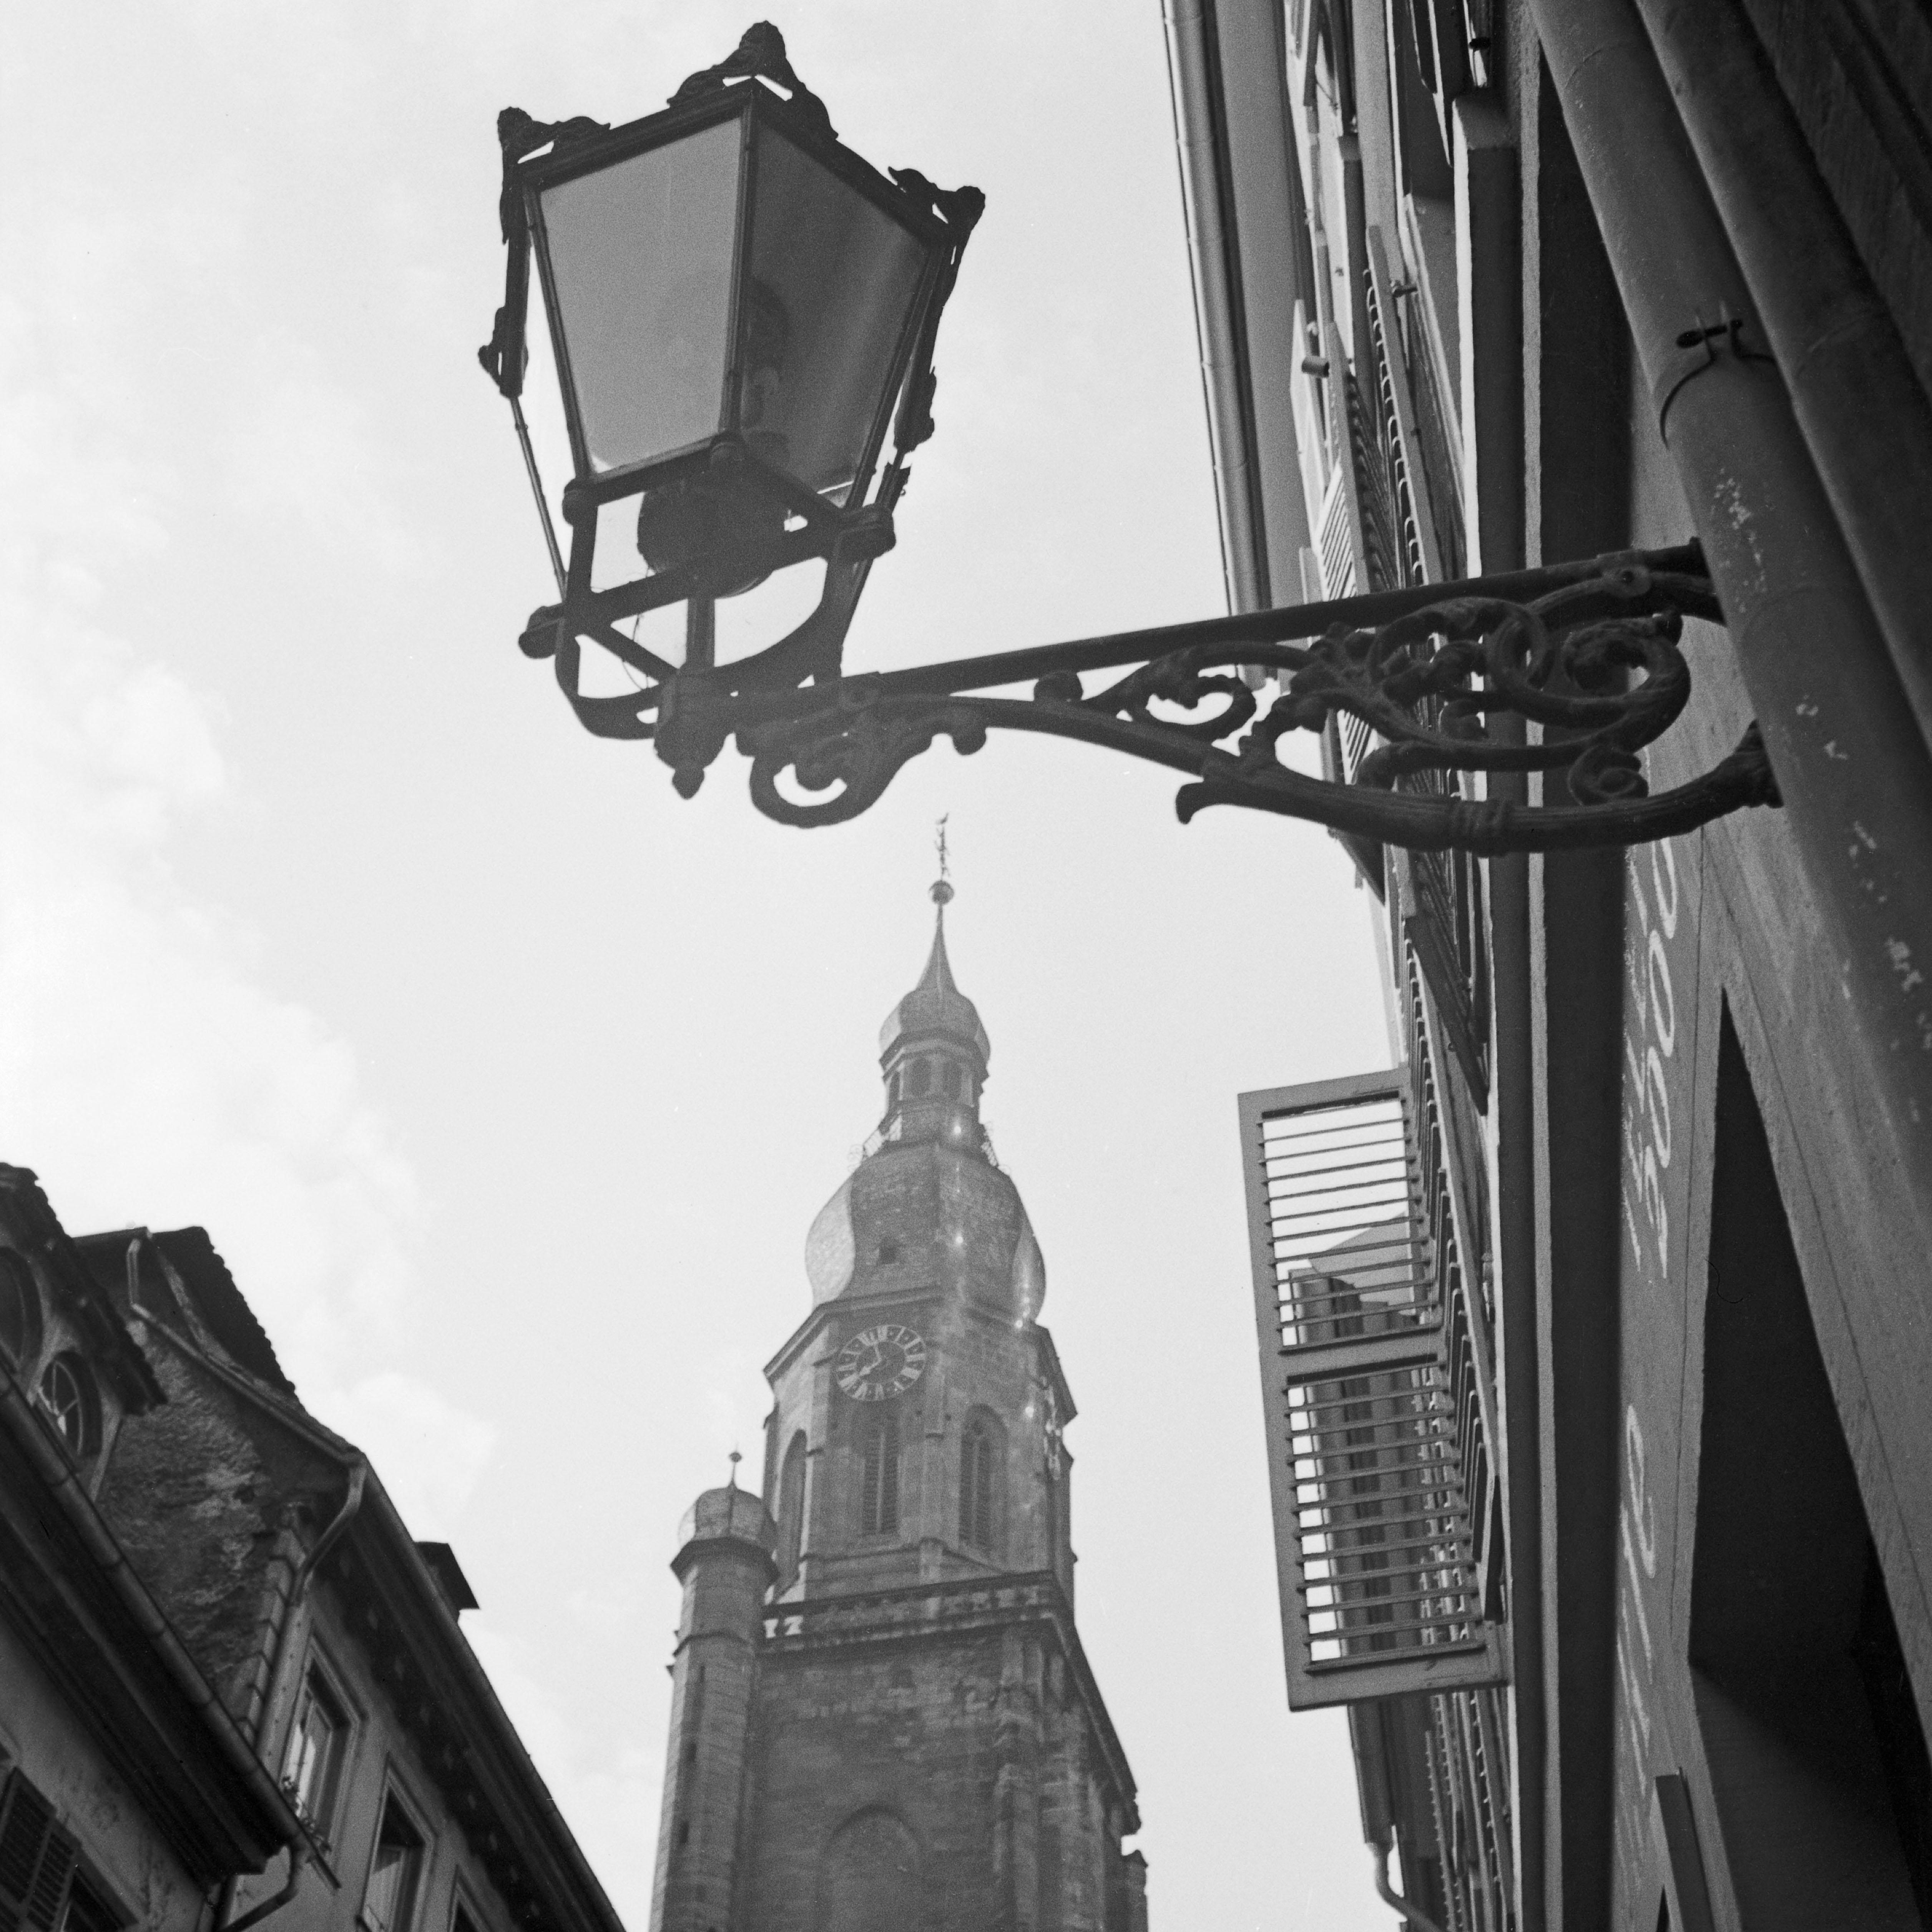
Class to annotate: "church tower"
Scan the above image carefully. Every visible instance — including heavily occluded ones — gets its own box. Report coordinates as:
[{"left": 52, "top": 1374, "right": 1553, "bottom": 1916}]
[{"left": 649, "top": 882, "right": 1148, "bottom": 1932}]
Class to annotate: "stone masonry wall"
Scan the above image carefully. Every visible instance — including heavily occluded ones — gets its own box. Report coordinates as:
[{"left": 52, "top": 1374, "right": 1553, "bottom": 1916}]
[{"left": 739, "top": 1622, "right": 1133, "bottom": 1932}]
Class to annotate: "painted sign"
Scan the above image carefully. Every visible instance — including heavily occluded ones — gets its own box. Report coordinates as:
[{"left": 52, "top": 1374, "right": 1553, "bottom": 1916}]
[{"left": 1610, "top": 832, "right": 1708, "bottom": 1924}]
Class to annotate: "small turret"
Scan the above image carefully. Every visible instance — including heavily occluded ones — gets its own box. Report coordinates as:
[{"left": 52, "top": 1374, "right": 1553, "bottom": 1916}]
[{"left": 648, "top": 1464, "right": 777, "bottom": 1932}]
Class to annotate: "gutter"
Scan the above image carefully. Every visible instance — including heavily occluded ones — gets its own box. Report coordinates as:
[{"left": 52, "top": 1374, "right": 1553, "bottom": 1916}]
[
  {"left": 1164, "top": 0, "right": 1271, "bottom": 612},
  {"left": 161, "top": 1334, "right": 630, "bottom": 1932},
  {"left": 1372, "top": 1840, "right": 1446, "bottom": 1932},
  {"left": 253, "top": 1456, "right": 367, "bottom": 1749},
  {"left": 224, "top": 1848, "right": 308, "bottom": 1932},
  {"left": 0, "top": 1359, "right": 301, "bottom": 1857},
  {"left": 1633, "top": 0, "right": 1932, "bottom": 743},
  {"left": 1528, "top": 0, "right": 1932, "bottom": 1214}
]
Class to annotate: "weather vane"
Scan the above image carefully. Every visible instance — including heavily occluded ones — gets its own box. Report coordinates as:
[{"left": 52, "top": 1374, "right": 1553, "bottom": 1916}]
[{"left": 932, "top": 816, "right": 954, "bottom": 907}]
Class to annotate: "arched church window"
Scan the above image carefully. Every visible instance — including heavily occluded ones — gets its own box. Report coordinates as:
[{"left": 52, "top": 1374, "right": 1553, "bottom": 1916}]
[
  {"left": 860, "top": 1413, "right": 899, "bottom": 1537},
  {"left": 907, "top": 1058, "right": 931, "bottom": 1098},
  {"left": 0, "top": 1252, "right": 40, "bottom": 1368},
  {"left": 812, "top": 1809, "right": 919, "bottom": 1932},
  {"left": 778, "top": 1433, "right": 807, "bottom": 1587},
  {"left": 960, "top": 1421, "right": 997, "bottom": 1552}
]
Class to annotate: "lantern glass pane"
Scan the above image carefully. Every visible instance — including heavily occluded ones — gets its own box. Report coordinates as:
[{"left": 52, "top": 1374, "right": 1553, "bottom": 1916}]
[
  {"left": 744, "top": 126, "right": 929, "bottom": 502},
  {"left": 539, "top": 119, "right": 744, "bottom": 474}
]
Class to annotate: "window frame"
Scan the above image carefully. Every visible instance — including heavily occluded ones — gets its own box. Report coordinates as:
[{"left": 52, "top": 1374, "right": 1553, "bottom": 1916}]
[
  {"left": 282, "top": 1647, "right": 358, "bottom": 1856},
  {"left": 0, "top": 1250, "right": 42, "bottom": 1377},
  {"left": 958, "top": 1417, "right": 1000, "bottom": 1555},
  {"left": 359, "top": 1781, "right": 429, "bottom": 1932},
  {"left": 776, "top": 1431, "right": 808, "bottom": 1589},
  {"left": 858, "top": 1411, "right": 900, "bottom": 1539},
  {"left": 0, "top": 1770, "right": 128, "bottom": 1932},
  {"left": 35, "top": 1353, "right": 100, "bottom": 1464},
  {"left": 447, "top": 1881, "right": 495, "bottom": 1932}
]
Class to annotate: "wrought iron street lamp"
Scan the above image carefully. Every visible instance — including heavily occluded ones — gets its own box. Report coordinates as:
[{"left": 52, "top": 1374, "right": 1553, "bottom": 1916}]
[{"left": 482, "top": 24, "right": 1779, "bottom": 854}]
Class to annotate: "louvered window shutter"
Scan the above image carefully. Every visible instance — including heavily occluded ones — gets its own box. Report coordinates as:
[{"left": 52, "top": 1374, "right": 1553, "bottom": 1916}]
[
  {"left": 1238, "top": 1072, "right": 1507, "bottom": 1708},
  {"left": 0, "top": 1776, "right": 77, "bottom": 1932},
  {"left": 861, "top": 1414, "right": 899, "bottom": 1537}
]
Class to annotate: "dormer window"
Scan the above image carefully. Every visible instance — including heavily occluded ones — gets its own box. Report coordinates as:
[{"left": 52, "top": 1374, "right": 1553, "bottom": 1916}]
[
  {"left": 0, "top": 1252, "right": 39, "bottom": 1369},
  {"left": 37, "top": 1354, "right": 98, "bottom": 1460}
]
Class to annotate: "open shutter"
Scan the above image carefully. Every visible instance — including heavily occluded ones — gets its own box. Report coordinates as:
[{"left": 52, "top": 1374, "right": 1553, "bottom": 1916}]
[
  {"left": 0, "top": 1776, "right": 76, "bottom": 1932},
  {"left": 1238, "top": 1071, "right": 1507, "bottom": 1708},
  {"left": 1310, "top": 322, "right": 1389, "bottom": 897}
]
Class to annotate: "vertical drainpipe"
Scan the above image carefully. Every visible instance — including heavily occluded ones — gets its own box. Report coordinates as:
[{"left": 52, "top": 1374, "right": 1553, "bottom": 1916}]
[
  {"left": 216, "top": 1457, "right": 365, "bottom": 1932},
  {"left": 1528, "top": 0, "right": 1932, "bottom": 1208},
  {"left": 1633, "top": 0, "right": 1932, "bottom": 742}
]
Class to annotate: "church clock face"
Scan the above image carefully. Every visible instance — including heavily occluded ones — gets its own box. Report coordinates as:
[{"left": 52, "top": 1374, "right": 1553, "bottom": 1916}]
[{"left": 835, "top": 1324, "right": 927, "bottom": 1402}]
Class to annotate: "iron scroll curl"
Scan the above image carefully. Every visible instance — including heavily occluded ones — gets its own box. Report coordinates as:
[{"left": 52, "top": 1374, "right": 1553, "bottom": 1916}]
[
  {"left": 724, "top": 551, "right": 1779, "bottom": 852},
  {"left": 535, "top": 545, "right": 1782, "bottom": 855}
]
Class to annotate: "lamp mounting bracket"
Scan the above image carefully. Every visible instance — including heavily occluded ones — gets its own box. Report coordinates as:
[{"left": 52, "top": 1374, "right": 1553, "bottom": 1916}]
[{"left": 523, "top": 543, "right": 1783, "bottom": 854}]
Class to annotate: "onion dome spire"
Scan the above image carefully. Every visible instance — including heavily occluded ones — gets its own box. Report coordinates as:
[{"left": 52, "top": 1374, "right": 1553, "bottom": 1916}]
[
  {"left": 802, "top": 839, "right": 1045, "bottom": 1319},
  {"left": 878, "top": 849, "right": 990, "bottom": 1123}
]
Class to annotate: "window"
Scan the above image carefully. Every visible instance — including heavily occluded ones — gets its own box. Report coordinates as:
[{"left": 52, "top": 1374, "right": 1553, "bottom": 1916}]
[
  {"left": 778, "top": 1433, "right": 807, "bottom": 1588},
  {"left": 875, "top": 1239, "right": 900, "bottom": 1265},
  {"left": 0, "top": 1773, "right": 79, "bottom": 1932},
  {"left": 940, "top": 1062, "right": 962, "bottom": 1100},
  {"left": 1689, "top": 1015, "right": 1932, "bottom": 1927},
  {"left": 814, "top": 1810, "right": 919, "bottom": 1931},
  {"left": 361, "top": 1795, "right": 424, "bottom": 1932},
  {"left": 58, "top": 1878, "right": 117, "bottom": 1932},
  {"left": 906, "top": 1058, "right": 931, "bottom": 1098},
  {"left": 859, "top": 1414, "right": 898, "bottom": 1537},
  {"left": 0, "top": 1253, "right": 38, "bottom": 1369},
  {"left": 959, "top": 1422, "right": 996, "bottom": 1552},
  {"left": 36, "top": 1356, "right": 98, "bottom": 1461},
  {"left": 284, "top": 1667, "right": 349, "bottom": 1841}
]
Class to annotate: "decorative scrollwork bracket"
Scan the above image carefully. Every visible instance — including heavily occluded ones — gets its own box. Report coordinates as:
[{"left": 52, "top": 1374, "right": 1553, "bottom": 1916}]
[{"left": 535, "top": 542, "right": 1782, "bottom": 855}]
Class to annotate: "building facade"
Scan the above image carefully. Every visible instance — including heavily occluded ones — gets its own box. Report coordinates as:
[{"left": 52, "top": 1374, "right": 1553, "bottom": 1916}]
[
  {"left": 0, "top": 1167, "right": 625, "bottom": 1932},
  {"left": 0, "top": 1168, "right": 296, "bottom": 1932},
  {"left": 649, "top": 896, "right": 1147, "bottom": 1932},
  {"left": 1165, "top": 1, "right": 1932, "bottom": 1927}
]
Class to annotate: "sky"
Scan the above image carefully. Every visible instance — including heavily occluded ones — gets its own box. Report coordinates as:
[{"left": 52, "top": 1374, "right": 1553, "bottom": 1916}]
[{"left": 0, "top": 5, "right": 1395, "bottom": 1927}]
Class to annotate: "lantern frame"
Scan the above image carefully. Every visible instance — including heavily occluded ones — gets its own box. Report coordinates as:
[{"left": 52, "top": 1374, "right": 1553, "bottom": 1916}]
[{"left": 479, "top": 26, "right": 983, "bottom": 698}]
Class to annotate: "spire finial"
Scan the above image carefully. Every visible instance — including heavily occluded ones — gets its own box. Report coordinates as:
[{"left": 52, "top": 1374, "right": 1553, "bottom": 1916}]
[
  {"left": 931, "top": 815, "right": 954, "bottom": 907},
  {"left": 727, "top": 1449, "right": 741, "bottom": 1490}
]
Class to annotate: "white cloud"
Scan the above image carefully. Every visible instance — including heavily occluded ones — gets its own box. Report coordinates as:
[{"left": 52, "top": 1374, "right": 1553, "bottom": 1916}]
[
  {"left": 0, "top": 189, "right": 488, "bottom": 1532},
  {"left": 220, "top": 341, "right": 423, "bottom": 579},
  {"left": 463, "top": 1620, "right": 662, "bottom": 1929},
  {"left": 320, "top": 1370, "right": 496, "bottom": 1536}
]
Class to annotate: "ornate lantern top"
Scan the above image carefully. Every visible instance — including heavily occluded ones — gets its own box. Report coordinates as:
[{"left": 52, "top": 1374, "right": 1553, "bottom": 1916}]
[{"left": 480, "top": 23, "right": 982, "bottom": 701}]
